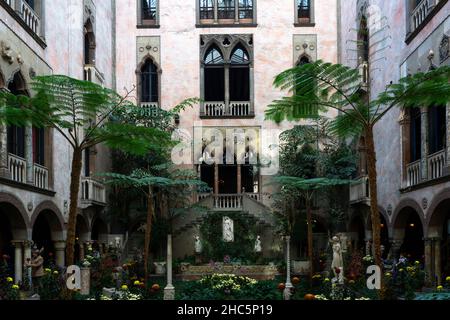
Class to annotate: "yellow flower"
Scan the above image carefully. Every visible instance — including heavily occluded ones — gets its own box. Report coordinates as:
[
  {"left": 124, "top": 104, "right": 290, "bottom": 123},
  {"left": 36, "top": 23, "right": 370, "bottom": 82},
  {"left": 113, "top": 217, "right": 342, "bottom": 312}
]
[
  {"left": 134, "top": 280, "right": 140, "bottom": 285},
  {"left": 45, "top": 268, "right": 51, "bottom": 273},
  {"left": 6, "top": 277, "right": 13, "bottom": 282},
  {"left": 53, "top": 270, "right": 59, "bottom": 275},
  {"left": 446, "top": 276, "right": 450, "bottom": 282},
  {"left": 11, "top": 284, "right": 19, "bottom": 290},
  {"left": 437, "top": 285, "right": 444, "bottom": 291},
  {"left": 399, "top": 268, "right": 404, "bottom": 272},
  {"left": 121, "top": 285, "right": 128, "bottom": 290},
  {"left": 323, "top": 278, "right": 330, "bottom": 282},
  {"left": 385, "top": 272, "right": 392, "bottom": 277}
]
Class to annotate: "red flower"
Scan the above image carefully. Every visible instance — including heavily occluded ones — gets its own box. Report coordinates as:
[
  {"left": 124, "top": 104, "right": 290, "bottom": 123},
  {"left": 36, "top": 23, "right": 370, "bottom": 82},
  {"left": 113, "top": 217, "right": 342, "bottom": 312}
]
[
  {"left": 48, "top": 252, "right": 53, "bottom": 257},
  {"left": 112, "top": 268, "right": 118, "bottom": 273},
  {"left": 277, "top": 283, "right": 285, "bottom": 291},
  {"left": 335, "top": 268, "right": 341, "bottom": 274}
]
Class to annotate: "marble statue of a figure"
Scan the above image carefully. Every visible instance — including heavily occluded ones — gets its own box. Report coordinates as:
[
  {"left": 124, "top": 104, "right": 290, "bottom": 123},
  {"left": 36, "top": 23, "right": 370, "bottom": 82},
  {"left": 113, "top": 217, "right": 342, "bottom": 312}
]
[
  {"left": 194, "top": 235, "right": 202, "bottom": 253},
  {"left": 331, "top": 236, "right": 344, "bottom": 284},
  {"left": 223, "top": 216, "right": 234, "bottom": 242},
  {"left": 254, "top": 235, "right": 262, "bottom": 253}
]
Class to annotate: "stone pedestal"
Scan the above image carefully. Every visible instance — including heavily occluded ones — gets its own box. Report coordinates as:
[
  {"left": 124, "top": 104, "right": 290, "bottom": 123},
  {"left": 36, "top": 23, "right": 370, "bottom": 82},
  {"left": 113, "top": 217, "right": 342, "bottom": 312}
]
[
  {"left": 54, "top": 241, "right": 66, "bottom": 268},
  {"left": 80, "top": 267, "right": 90, "bottom": 295}
]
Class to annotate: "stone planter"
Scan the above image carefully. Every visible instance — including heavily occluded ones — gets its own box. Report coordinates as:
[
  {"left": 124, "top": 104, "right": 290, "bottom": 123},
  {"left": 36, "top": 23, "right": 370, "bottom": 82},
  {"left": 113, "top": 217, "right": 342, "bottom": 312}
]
[{"left": 154, "top": 262, "right": 167, "bottom": 275}]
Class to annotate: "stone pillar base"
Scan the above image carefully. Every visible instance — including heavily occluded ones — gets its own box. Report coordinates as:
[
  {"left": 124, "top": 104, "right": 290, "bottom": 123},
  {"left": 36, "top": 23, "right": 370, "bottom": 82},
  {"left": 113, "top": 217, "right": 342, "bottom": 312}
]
[{"left": 164, "top": 285, "right": 175, "bottom": 300}]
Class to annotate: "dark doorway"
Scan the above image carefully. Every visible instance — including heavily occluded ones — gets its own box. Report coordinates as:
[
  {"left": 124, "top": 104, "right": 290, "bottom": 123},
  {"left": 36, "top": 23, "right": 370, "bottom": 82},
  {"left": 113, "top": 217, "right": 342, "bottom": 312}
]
[
  {"left": 218, "top": 165, "right": 237, "bottom": 194},
  {"left": 32, "top": 212, "right": 55, "bottom": 265},
  {"left": 400, "top": 212, "right": 424, "bottom": 262}
]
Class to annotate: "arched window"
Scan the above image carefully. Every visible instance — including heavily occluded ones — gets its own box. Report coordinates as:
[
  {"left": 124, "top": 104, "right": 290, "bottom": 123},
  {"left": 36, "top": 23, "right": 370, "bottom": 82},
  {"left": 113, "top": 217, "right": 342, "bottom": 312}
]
[
  {"left": 204, "top": 46, "right": 225, "bottom": 102},
  {"left": 230, "top": 45, "right": 250, "bottom": 101},
  {"left": 358, "top": 16, "right": 369, "bottom": 62},
  {"left": 140, "top": 59, "right": 159, "bottom": 103},
  {"left": 84, "top": 19, "right": 95, "bottom": 65},
  {"left": 297, "top": 55, "right": 310, "bottom": 66},
  {"left": 410, "top": 107, "right": 422, "bottom": 162},
  {"left": 7, "top": 73, "right": 27, "bottom": 158}
]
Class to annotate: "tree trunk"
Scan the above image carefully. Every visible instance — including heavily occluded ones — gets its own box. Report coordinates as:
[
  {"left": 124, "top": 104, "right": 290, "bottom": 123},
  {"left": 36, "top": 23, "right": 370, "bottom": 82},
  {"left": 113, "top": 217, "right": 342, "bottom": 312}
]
[
  {"left": 144, "top": 186, "right": 154, "bottom": 284},
  {"left": 365, "top": 126, "right": 384, "bottom": 296},
  {"left": 306, "top": 197, "right": 314, "bottom": 279},
  {"left": 65, "top": 147, "right": 83, "bottom": 267}
]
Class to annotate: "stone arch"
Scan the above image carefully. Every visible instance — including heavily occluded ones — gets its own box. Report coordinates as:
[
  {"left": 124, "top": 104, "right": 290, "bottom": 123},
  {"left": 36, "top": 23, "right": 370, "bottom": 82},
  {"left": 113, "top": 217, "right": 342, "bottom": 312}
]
[
  {"left": 31, "top": 200, "right": 65, "bottom": 241},
  {"left": 0, "top": 192, "right": 30, "bottom": 240},
  {"left": 426, "top": 188, "right": 450, "bottom": 238},
  {"left": 91, "top": 216, "right": 108, "bottom": 243},
  {"left": 228, "top": 39, "right": 253, "bottom": 64},
  {"left": 295, "top": 53, "right": 313, "bottom": 66},
  {"left": 7, "top": 70, "right": 29, "bottom": 96},
  {"left": 391, "top": 198, "right": 425, "bottom": 237}
]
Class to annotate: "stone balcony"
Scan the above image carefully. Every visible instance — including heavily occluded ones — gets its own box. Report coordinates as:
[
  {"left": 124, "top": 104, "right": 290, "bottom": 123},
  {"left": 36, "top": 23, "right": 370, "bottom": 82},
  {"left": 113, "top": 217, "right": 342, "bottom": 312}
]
[
  {"left": 404, "top": 149, "right": 447, "bottom": 189},
  {"left": 80, "top": 177, "right": 106, "bottom": 208},
  {"left": 406, "top": 0, "right": 447, "bottom": 43},
  {"left": 83, "top": 65, "right": 105, "bottom": 86},
  {"left": 7, "top": 153, "right": 49, "bottom": 190},
  {"left": 350, "top": 175, "right": 370, "bottom": 205},
  {"left": 200, "top": 101, "right": 254, "bottom": 119}
]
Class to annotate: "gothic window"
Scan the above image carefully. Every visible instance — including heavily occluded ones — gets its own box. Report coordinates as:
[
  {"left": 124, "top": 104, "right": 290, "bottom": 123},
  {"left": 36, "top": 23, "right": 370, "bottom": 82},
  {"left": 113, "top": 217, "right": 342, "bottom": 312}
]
[
  {"left": 7, "top": 72, "right": 27, "bottom": 158},
  {"left": 25, "top": 0, "right": 35, "bottom": 10},
  {"left": 230, "top": 45, "right": 250, "bottom": 102},
  {"left": 410, "top": 107, "right": 422, "bottom": 162},
  {"left": 198, "top": 0, "right": 255, "bottom": 25},
  {"left": 295, "top": 0, "right": 314, "bottom": 25},
  {"left": 428, "top": 105, "right": 446, "bottom": 154},
  {"left": 358, "top": 16, "right": 369, "bottom": 62},
  {"left": 204, "top": 46, "right": 225, "bottom": 102},
  {"left": 84, "top": 148, "right": 91, "bottom": 177},
  {"left": 140, "top": 59, "right": 159, "bottom": 103},
  {"left": 84, "top": 19, "right": 96, "bottom": 65}
]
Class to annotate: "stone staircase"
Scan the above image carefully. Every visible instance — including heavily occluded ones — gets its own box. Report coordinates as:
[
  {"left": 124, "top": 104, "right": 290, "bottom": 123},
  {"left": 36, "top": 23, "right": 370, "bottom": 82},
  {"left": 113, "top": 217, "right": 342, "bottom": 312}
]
[{"left": 172, "top": 194, "right": 275, "bottom": 238}]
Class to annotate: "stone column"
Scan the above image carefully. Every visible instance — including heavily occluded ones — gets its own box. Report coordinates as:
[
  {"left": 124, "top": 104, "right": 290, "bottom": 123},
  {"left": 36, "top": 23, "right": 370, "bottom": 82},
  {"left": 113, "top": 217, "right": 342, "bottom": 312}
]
[
  {"left": 424, "top": 238, "right": 434, "bottom": 284},
  {"left": 399, "top": 110, "right": 411, "bottom": 186},
  {"left": 284, "top": 236, "right": 293, "bottom": 300},
  {"left": 0, "top": 123, "right": 10, "bottom": 178},
  {"left": 224, "top": 65, "right": 230, "bottom": 112},
  {"left": 213, "top": 0, "right": 218, "bottom": 23},
  {"left": 420, "top": 106, "right": 429, "bottom": 181},
  {"left": 434, "top": 238, "right": 442, "bottom": 286},
  {"left": 11, "top": 241, "right": 23, "bottom": 284},
  {"left": 164, "top": 234, "right": 175, "bottom": 300},
  {"left": 54, "top": 241, "right": 66, "bottom": 268},
  {"left": 214, "top": 163, "right": 219, "bottom": 194},
  {"left": 237, "top": 164, "right": 241, "bottom": 194},
  {"left": 234, "top": 0, "right": 239, "bottom": 23},
  {"left": 444, "top": 103, "right": 450, "bottom": 175},
  {"left": 25, "top": 126, "right": 34, "bottom": 185}
]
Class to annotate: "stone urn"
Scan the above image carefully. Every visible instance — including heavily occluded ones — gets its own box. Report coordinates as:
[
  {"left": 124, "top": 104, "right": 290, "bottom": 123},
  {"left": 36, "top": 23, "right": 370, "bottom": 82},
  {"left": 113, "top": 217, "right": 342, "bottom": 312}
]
[{"left": 154, "top": 262, "right": 167, "bottom": 275}]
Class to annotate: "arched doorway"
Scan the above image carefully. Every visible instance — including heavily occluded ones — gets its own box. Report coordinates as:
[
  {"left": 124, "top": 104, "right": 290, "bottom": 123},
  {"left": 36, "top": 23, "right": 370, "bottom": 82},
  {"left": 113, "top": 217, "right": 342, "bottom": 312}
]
[
  {"left": 349, "top": 214, "right": 366, "bottom": 252},
  {"left": 428, "top": 197, "right": 450, "bottom": 283},
  {"left": 32, "top": 209, "right": 64, "bottom": 266},
  {"left": 91, "top": 217, "right": 108, "bottom": 251},
  {"left": 0, "top": 201, "right": 28, "bottom": 278},
  {"left": 393, "top": 207, "right": 424, "bottom": 263},
  {"left": 366, "top": 213, "right": 391, "bottom": 259}
]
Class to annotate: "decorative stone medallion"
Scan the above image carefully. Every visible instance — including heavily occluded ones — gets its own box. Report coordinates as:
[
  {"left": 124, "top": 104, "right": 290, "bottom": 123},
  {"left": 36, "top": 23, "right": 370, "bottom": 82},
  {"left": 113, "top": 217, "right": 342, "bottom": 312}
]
[
  {"left": 422, "top": 197, "right": 428, "bottom": 210},
  {"left": 387, "top": 204, "right": 393, "bottom": 216}
]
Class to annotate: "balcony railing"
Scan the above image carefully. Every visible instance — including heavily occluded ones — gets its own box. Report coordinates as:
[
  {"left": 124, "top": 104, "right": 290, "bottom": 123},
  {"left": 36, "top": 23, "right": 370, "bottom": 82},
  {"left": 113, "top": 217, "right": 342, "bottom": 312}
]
[
  {"left": 81, "top": 177, "right": 106, "bottom": 205},
  {"left": 19, "top": 0, "right": 40, "bottom": 34},
  {"left": 428, "top": 150, "right": 446, "bottom": 180},
  {"left": 84, "top": 65, "right": 105, "bottom": 86},
  {"left": 8, "top": 153, "right": 26, "bottom": 184},
  {"left": 410, "top": 0, "right": 439, "bottom": 34},
  {"left": 33, "top": 163, "right": 48, "bottom": 189},
  {"left": 201, "top": 101, "right": 253, "bottom": 118},
  {"left": 350, "top": 176, "right": 370, "bottom": 204},
  {"left": 406, "top": 160, "right": 422, "bottom": 187},
  {"left": 213, "top": 194, "right": 243, "bottom": 210}
]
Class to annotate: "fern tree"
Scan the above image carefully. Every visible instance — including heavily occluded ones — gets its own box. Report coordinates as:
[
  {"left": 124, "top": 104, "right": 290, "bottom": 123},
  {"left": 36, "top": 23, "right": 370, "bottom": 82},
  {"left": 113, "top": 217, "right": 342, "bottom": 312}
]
[
  {"left": 102, "top": 165, "right": 206, "bottom": 283},
  {"left": 266, "top": 61, "right": 450, "bottom": 281},
  {"left": 0, "top": 75, "right": 174, "bottom": 267}
]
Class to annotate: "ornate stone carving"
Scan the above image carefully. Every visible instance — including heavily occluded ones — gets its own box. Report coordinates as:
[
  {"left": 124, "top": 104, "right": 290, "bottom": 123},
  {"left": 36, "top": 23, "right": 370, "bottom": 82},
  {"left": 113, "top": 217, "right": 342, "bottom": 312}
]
[
  {"left": 387, "top": 204, "right": 393, "bottom": 216},
  {"left": 0, "top": 41, "right": 14, "bottom": 64},
  {"left": 136, "top": 36, "right": 161, "bottom": 67},
  {"left": 29, "top": 67, "right": 36, "bottom": 78},
  {"left": 422, "top": 197, "right": 428, "bottom": 210},
  {"left": 200, "top": 34, "right": 253, "bottom": 63},
  {"left": 439, "top": 34, "right": 449, "bottom": 63}
]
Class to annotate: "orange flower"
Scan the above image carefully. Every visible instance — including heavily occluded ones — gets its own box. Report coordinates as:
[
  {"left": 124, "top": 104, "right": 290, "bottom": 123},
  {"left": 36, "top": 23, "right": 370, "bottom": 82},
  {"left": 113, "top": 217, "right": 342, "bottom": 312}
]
[
  {"left": 304, "top": 293, "right": 316, "bottom": 300},
  {"left": 151, "top": 284, "right": 160, "bottom": 291},
  {"left": 277, "top": 283, "right": 285, "bottom": 291},
  {"left": 292, "top": 277, "right": 300, "bottom": 285}
]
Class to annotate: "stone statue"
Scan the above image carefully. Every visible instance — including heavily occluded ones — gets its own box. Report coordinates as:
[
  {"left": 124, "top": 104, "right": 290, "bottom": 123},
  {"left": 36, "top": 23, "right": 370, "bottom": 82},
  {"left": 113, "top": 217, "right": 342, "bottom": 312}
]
[
  {"left": 223, "top": 216, "right": 234, "bottom": 242},
  {"left": 330, "top": 236, "right": 344, "bottom": 284},
  {"left": 24, "top": 246, "right": 44, "bottom": 296},
  {"left": 254, "top": 235, "right": 262, "bottom": 253},
  {"left": 194, "top": 235, "right": 202, "bottom": 254}
]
